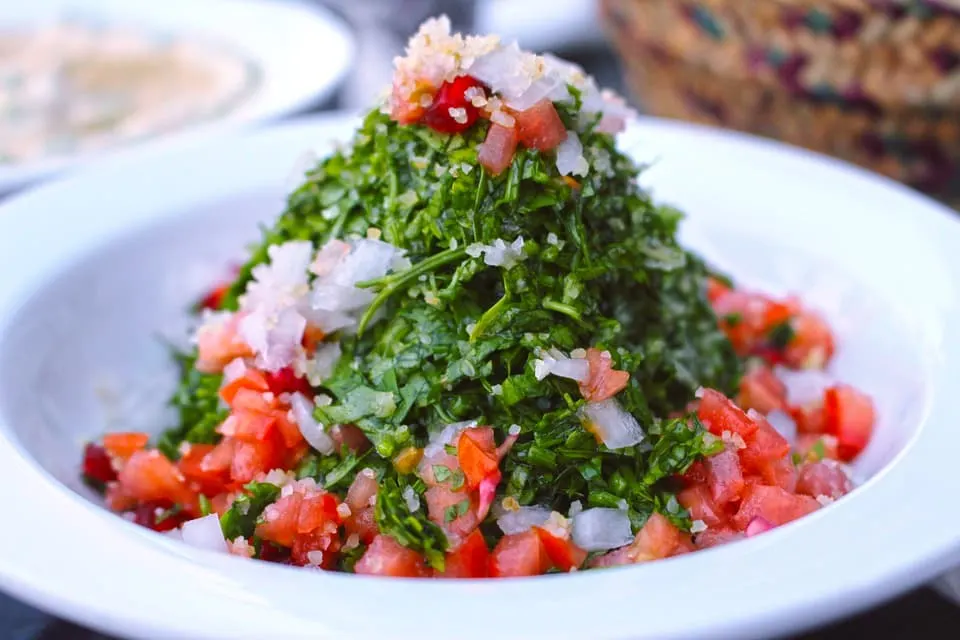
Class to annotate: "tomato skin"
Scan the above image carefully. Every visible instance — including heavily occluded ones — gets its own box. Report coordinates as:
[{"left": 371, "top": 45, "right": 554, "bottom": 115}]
[
  {"left": 534, "top": 527, "right": 588, "bottom": 572},
  {"left": 513, "top": 99, "right": 567, "bottom": 151},
  {"left": 290, "top": 529, "right": 340, "bottom": 568},
  {"left": 82, "top": 443, "right": 117, "bottom": 484},
  {"left": 791, "top": 401, "right": 826, "bottom": 434},
  {"left": 264, "top": 367, "right": 313, "bottom": 397},
  {"left": 704, "top": 448, "right": 745, "bottom": 505},
  {"left": 457, "top": 427, "right": 499, "bottom": 489},
  {"left": 219, "top": 369, "right": 269, "bottom": 405},
  {"left": 579, "top": 347, "right": 631, "bottom": 403},
  {"left": 489, "top": 530, "right": 550, "bottom": 577},
  {"left": 824, "top": 384, "right": 875, "bottom": 461},
  {"left": 297, "top": 492, "right": 341, "bottom": 534},
  {"left": 102, "top": 432, "right": 150, "bottom": 460},
  {"left": 117, "top": 450, "right": 196, "bottom": 511},
  {"left": 629, "top": 513, "right": 686, "bottom": 561},
  {"left": 178, "top": 444, "right": 229, "bottom": 497},
  {"left": 678, "top": 485, "right": 726, "bottom": 527},
  {"left": 738, "top": 415, "right": 790, "bottom": 474},
  {"left": 796, "top": 461, "right": 852, "bottom": 499},
  {"left": 737, "top": 365, "right": 787, "bottom": 415},
  {"left": 256, "top": 492, "right": 304, "bottom": 547},
  {"left": 697, "top": 389, "right": 759, "bottom": 439},
  {"left": 693, "top": 526, "right": 744, "bottom": 549},
  {"left": 436, "top": 530, "right": 490, "bottom": 578},
  {"left": 477, "top": 123, "right": 518, "bottom": 175},
  {"left": 758, "top": 456, "right": 798, "bottom": 493},
  {"left": 422, "top": 75, "right": 483, "bottom": 134},
  {"left": 230, "top": 439, "right": 283, "bottom": 484},
  {"left": 355, "top": 535, "right": 430, "bottom": 578},
  {"left": 732, "top": 484, "right": 820, "bottom": 530}
]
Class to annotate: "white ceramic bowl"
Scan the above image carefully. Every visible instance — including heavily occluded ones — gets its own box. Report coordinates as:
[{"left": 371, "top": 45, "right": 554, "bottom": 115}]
[
  {"left": 0, "top": 0, "right": 354, "bottom": 194},
  {"left": 0, "top": 113, "right": 959, "bottom": 640}
]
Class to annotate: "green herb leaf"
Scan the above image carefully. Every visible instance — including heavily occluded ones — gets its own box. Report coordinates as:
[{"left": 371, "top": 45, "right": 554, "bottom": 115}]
[
  {"left": 374, "top": 477, "right": 448, "bottom": 571},
  {"left": 220, "top": 481, "right": 281, "bottom": 541}
]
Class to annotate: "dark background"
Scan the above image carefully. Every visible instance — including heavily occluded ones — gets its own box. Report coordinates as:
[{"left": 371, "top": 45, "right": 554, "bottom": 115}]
[{"left": 2, "top": 27, "right": 958, "bottom": 640}]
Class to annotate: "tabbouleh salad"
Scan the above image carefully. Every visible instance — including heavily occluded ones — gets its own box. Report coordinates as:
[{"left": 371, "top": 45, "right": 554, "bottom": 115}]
[{"left": 81, "top": 17, "right": 876, "bottom": 577}]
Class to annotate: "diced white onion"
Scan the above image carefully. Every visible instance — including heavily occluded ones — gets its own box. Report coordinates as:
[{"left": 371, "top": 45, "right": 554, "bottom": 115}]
[
  {"left": 775, "top": 367, "right": 833, "bottom": 406},
  {"left": 290, "top": 392, "right": 335, "bottom": 455},
  {"left": 766, "top": 410, "right": 797, "bottom": 446},
  {"left": 331, "top": 238, "right": 404, "bottom": 287},
  {"left": 579, "top": 399, "right": 645, "bottom": 449},
  {"left": 466, "top": 237, "right": 525, "bottom": 269},
  {"left": 571, "top": 507, "right": 634, "bottom": 551},
  {"left": 180, "top": 514, "right": 227, "bottom": 553},
  {"left": 555, "top": 131, "right": 588, "bottom": 177},
  {"left": 311, "top": 283, "right": 375, "bottom": 312},
  {"left": 496, "top": 505, "right": 552, "bottom": 535},
  {"left": 222, "top": 358, "right": 248, "bottom": 385},
  {"left": 534, "top": 347, "right": 590, "bottom": 382},
  {"left": 300, "top": 342, "right": 342, "bottom": 387},
  {"left": 423, "top": 420, "right": 476, "bottom": 458}
]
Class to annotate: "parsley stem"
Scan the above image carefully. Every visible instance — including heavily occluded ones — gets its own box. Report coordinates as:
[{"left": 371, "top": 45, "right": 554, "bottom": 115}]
[
  {"left": 470, "top": 290, "right": 511, "bottom": 342},
  {"left": 543, "top": 299, "right": 583, "bottom": 323}
]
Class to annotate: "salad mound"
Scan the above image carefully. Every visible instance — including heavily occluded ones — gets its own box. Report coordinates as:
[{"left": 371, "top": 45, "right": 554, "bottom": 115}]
[{"left": 81, "top": 17, "right": 876, "bottom": 577}]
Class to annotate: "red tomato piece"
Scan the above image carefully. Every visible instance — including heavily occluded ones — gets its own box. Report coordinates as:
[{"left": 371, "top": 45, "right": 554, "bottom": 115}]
[
  {"left": 732, "top": 485, "right": 820, "bottom": 530},
  {"left": 533, "top": 527, "right": 588, "bottom": 572},
  {"left": 219, "top": 369, "right": 269, "bottom": 405},
  {"left": 738, "top": 415, "right": 790, "bottom": 474},
  {"left": 678, "top": 485, "right": 726, "bottom": 527},
  {"left": 693, "top": 526, "right": 744, "bottom": 549},
  {"left": 355, "top": 535, "right": 429, "bottom": 578},
  {"left": 346, "top": 470, "right": 379, "bottom": 512},
  {"left": 436, "top": 530, "right": 490, "bottom": 578},
  {"left": 795, "top": 433, "right": 839, "bottom": 462},
  {"left": 290, "top": 529, "right": 340, "bottom": 568},
  {"left": 706, "top": 277, "right": 730, "bottom": 304},
  {"left": 579, "top": 348, "right": 631, "bottom": 403},
  {"left": 758, "top": 455, "right": 798, "bottom": 493},
  {"left": 221, "top": 410, "right": 277, "bottom": 443},
  {"left": 117, "top": 450, "right": 196, "bottom": 509},
  {"left": 457, "top": 427, "right": 499, "bottom": 489},
  {"left": 424, "top": 485, "right": 479, "bottom": 540},
  {"left": 264, "top": 367, "right": 313, "bottom": 397},
  {"left": 422, "top": 75, "right": 483, "bottom": 134},
  {"left": 196, "top": 314, "right": 254, "bottom": 374},
  {"left": 199, "top": 282, "right": 230, "bottom": 311},
  {"left": 704, "top": 448, "right": 745, "bottom": 505},
  {"left": 345, "top": 506, "right": 378, "bottom": 545},
  {"left": 697, "top": 389, "right": 759, "bottom": 439},
  {"left": 178, "top": 444, "right": 229, "bottom": 497},
  {"left": 82, "top": 443, "right": 117, "bottom": 484},
  {"left": 200, "top": 437, "right": 236, "bottom": 474},
  {"left": 389, "top": 78, "right": 434, "bottom": 125},
  {"left": 589, "top": 545, "right": 633, "bottom": 568},
  {"left": 297, "top": 492, "right": 341, "bottom": 535},
  {"left": 256, "top": 492, "right": 304, "bottom": 547},
  {"left": 230, "top": 439, "right": 282, "bottom": 484},
  {"left": 132, "top": 500, "right": 186, "bottom": 532},
  {"left": 102, "top": 432, "right": 150, "bottom": 461},
  {"left": 782, "top": 310, "right": 835, "bottom": 370},
  {"left": 824, "top": 384, "right": 875, "bottom": 462},
  {"left": 630, "top": 513, "right": 686, "bottom": 561},
  {"left": 477, "top": 123, "right": 518, "bottom": 175},
  {"left": 229, "top": 387, "right": 277, "bottom": 414},
  {"left": 737, "top": 365, "right": 787, "bottom": 415},
  {"left": 680, "top": 460, "right": 708, "bottom": 487},
  {"left": 513, "top": 99, "right": 567, "bottom": 151},
  {"left": 791, "top": 401, "right": 826, "bottom": 434},
  {"left": 489, "top": 530, "right": 550, "bottom": 577},
  {"left": 796, "top": 461, "right": 853, "bottom": 500}
]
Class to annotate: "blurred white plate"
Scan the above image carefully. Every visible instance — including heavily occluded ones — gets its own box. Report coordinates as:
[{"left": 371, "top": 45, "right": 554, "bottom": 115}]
[{"left": 0, "top": 0, "right": 354, "bottom": 194}]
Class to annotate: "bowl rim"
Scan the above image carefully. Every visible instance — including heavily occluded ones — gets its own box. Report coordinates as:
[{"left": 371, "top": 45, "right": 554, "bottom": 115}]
[{"left": 1, "top": 113, "right": 960, "bottom": 640}]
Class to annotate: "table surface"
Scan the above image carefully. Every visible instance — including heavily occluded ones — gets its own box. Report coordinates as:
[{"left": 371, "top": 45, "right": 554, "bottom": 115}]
[{"left": 2, "top": 40, "right": 957, "bottom": 640}]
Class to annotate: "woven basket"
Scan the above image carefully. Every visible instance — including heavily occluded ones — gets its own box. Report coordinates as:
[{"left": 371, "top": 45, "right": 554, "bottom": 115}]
[{"left": 600, "top": 0, "right": 960, "bottom": 196}]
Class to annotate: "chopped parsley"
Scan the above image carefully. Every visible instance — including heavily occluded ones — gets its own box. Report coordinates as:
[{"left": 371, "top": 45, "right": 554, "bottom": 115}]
[{"left": 767, "top": 320, "right": 796, "bottom": 351}]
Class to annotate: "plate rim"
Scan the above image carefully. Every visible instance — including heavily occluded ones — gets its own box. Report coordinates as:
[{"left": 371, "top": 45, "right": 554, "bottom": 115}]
[{"left": 0, "top": 112, "right": 959, "bottom": 640}]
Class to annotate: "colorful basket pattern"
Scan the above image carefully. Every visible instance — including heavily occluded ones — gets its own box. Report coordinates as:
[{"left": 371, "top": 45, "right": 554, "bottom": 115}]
[{"left": 600, "top": 0, "right": 960, "bottom": 195}]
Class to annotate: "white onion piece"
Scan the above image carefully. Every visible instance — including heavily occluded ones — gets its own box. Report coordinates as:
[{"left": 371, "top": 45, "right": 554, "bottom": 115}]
[
  {"left": 331, "top": 239, "right": 404, "bottom": 286},
  {"left": 533, "top": 348, "right": 589, "bottom": 382},
  {"left": 180, "top": 514, "right": 227, "bottom": 553},
  {"left": 503, "top": 75, "right": 564, "bottom": 111},
  {"left": 766, "top": 410, "right": 797, "bottom": 446},
  {"left": 311, "top": 283, "right": 375, "bottom": 312},
  {"left": 222, "top": 358, "right": 248, "bottom": 385},
  {"left": 301, "top": 342, "right": 342, "bottom": 387},
  {"left": 239, "top": 306, "right": 307, "bottom": 373},
  {"left": 579, "top": 399, "right": 644, "bottom": 449},
  {"left": 424, "top": 420, "right": 476, "bottom": 457},
  {"left": 745, "top": 516, "right": 774, "bottom": 538},
  {"left": 496, "top": 505, "right": 552, "bottom": 535},
  {"left": 775, "top": 366, "right": 833, "bottom": 406},
  {"left": 290, "top": 392, "right": 335, "bottom": 455},
  {"left": 571, "top": 507, "right": 634, "bottom": 551},
  {"left": 555, "top": 131, "right": 588, "bottom": 177}
]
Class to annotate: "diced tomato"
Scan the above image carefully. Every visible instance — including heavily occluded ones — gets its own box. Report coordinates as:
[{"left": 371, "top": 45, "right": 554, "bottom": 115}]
[
  {"left": 256, "top": 492, "right": 304, "bottom": 547},
  {"left": 117, "top": 450, "right": 196, "bottom": 510},
  {"left": 706, "top": 277, "right": 730, "bottom": 304},
  {"left": 258, "top": 541, "right": 292, "bottom": 564},
  {"left": 680, "top": 460, "right": 708, "bottom": 487},
  {"left": 745, "top": 516, "right": 774, "bottom": 537},
  {"left": 630, "top": 513, "right": 686, "bottom": 561},
  {"left": 199, "top": 282, "right": 230, "bottom": 311},
  {"left": 693, "top": 526, "right": 744, "bottom": 549},
  {"left": 302, "top": 325, "right": 327, "bottom": 355},
  {"left": 132, "top": 500, "right": 186, "bottom": 532},
  {"left": 489, "top": 530, "right": 550, "bottom": 577},
  {"left": 196, "top": 313, "right": 254, "bottom": 374},
  {"left": 298, "top": 492, "right": 341, "bottom": 534},
  {"left": 457, "top": 427, "right": 499, "bottom": 489},
  {"left": 102, "top": 432, "right": 150, "bottom": 461},
  {"left": 221, "top": 411, "right": 276, "bottom": 443},
  {"left": 579, "top": 347, "right": 630, "bottom": 403},
  {"left": 704, "top": 448, "right": 745, "bottom": 505},
  {"left": 273, "top": 411, "right": 306, "bottom": 449},
  {"left": 422, "top": 75, "right": 483, "bottom": 134},
  {"left": 82, "top": 443, "right": 117, "bottom": 484},
  {"left": 589, "top": 545, "right": 633, "bottom": 568},
  {"left": 737, "top": 365, "right": 787, "bottom": 415},
  {"left": 738, "top": 416, "right": 790, "bottom": 474},
  {"left": 791, "top": 401, "right": 826, "bottom": 434},
  {"left": 219, "top": 368, "right": 269, "bottom": 405},
  {"left": 355, "top": 535, "right": 429, "bottom": 578},
  {"left": 290, "top": 529, "right": 340, "bottom": 568},
  {"left": 264, "top": 367, "right": 313, "bottom": 397},
  {"left": 758, "top": 456, "right": 798, "bottom": 493},
  {"left": 105, "top": 481, "right": 137, "bottom": 512},
  {"left": 796, "top": 461, "right": 852, "bottom": 500},
  {"left": 478, "top": 123, "right": 518, "bottom": 175},
  {"left": 436, "top": 530, "right": 490, "bottom": 578},
  {"left": 178, "top": 444, "right": 229, "bottom": 497},
  {"left": 534, "top": 527, "right": 588, "bottom": 572},
  {"left": 697, "top": 389, "right": 758, "bottom": 439},
  {"left": 732, "top": 485, "right": 819, "bottom": 530},
  {"left": 389, "top": 78, "right": 434, "bottom": 125},
  {"left": 782, "top": 311, "right": 835, "bottom": 369},
  {"left": 424, "top": 485, "right": 478, "bottom": 540},
  {"left": 513, "top": 99, "right": 567, "bottom": 151},
  {"left": 795, "top": 433, "right": 839, "bottom": 462},
  {"left": 330, "top": 425, "right": 371, "bottom": 455},
  {"left": 230, "top": 439, "right": 283, "bottom": 484},
  {"left": 200, "top": 437, "right": 236, "bottom": 474},
  {"left": 346, "top": 470, "right": 379, "bottom": 512},
  {"left": 229, "top": 387, "right": 276, "bottom": 414},
  {"left": 824, "top": 384, "right": 875, "bottom": 462},
  {"left": 344, "top": 506, "right": 378, "bottom": 545},
  {"left": 678, "top": 485, "right": 726, "bottom": 527}
]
